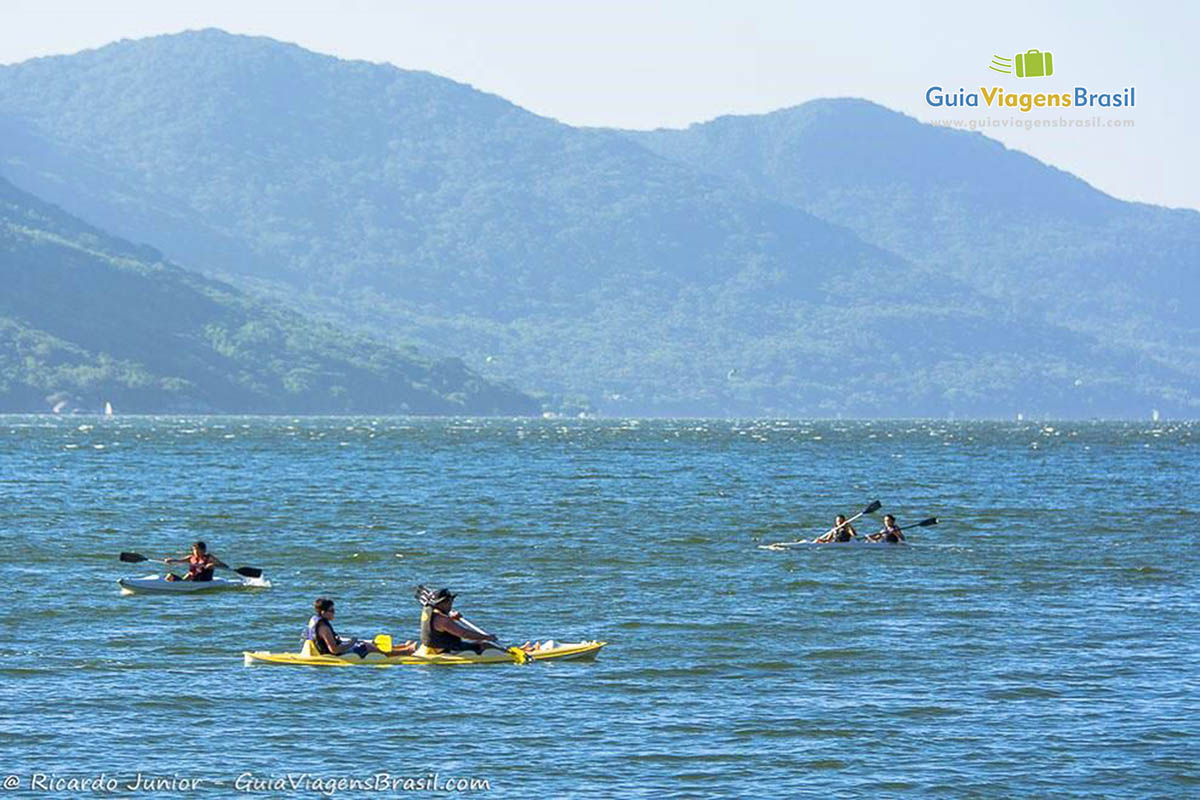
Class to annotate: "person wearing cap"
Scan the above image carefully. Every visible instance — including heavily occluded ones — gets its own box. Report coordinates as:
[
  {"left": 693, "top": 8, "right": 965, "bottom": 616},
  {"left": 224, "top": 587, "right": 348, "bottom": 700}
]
[{"left": 419, "top": 588, "right": 500, "bottom": 654}]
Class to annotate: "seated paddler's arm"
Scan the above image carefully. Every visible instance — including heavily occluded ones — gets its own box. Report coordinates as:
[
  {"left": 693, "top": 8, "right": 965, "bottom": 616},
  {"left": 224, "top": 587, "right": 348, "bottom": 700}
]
[
  {"left": 316, "top": 624, "right": 343, "bottom": 654},
  {"left": 434, "top": 614, "right": 496, "bottom": 641}
]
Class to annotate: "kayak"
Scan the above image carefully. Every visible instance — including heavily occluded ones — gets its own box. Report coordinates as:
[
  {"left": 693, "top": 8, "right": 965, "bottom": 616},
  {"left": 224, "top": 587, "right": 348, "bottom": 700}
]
[
  {"left": 243, "top": 639, "right": 606, "bottom": 667},
  {"left": 118, "top": 574, "right": 271, "bottom": 595},
  {"left": 798, "top": 539, "right": 904, "bottom": 546},
  {"left": 759, "top": 539, "right": 906, "bottom": 550}
]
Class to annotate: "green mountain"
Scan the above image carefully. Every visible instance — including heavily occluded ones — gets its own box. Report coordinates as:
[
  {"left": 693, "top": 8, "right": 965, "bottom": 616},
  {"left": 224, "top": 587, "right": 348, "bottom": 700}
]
[
  {"left": 0, "top": 31, "right": 1195, "bottom": 416},
  {"left": 630, "top": 99, "right": 1200, "bottom": 400},
  {"left": 0, "top": 176, "right": 537, "bottom": 414}
]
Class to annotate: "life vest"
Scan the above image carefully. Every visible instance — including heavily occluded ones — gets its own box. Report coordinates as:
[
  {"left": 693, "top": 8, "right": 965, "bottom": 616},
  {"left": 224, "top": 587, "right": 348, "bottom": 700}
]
[
  {"left": 420, "top": 606, "right": 464, "bottom": 652},
  {"left": 187, "top": 554, "right": 215, "bottom": 582},
  {"left": 834, "top": 525, "right": 854, "bottom": 542},
  {"left": 303, "top": 615, "right": 338, "bottom": 655},
  {"left": 882, "top": 528, "right": 903, "bottom": 544}
]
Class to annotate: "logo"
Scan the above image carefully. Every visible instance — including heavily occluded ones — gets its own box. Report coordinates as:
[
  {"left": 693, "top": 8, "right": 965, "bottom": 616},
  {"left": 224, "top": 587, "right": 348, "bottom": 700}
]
[
  {"left": 990, "top": 50, "right": 1054, "bottom": 78},
  {"left": 925, "top": 48, "right": 1134, "bottom": 114}
]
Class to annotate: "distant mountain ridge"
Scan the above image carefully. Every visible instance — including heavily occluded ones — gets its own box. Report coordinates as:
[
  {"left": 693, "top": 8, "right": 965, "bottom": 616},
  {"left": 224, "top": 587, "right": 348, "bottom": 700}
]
[
  {"left": 0, "top": 30, "right": 1195, "bottom": 416},
  {"left": 630, "top": 100, "right": 1200, "bottom": 371},
  {"left": 0, "top": 175, "right": 537, "bottom": 414}
]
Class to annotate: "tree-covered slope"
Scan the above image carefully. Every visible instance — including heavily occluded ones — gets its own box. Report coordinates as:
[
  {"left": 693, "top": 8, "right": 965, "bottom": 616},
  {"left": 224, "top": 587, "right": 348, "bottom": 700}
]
[
  {"left": 631, "top": 99, "right": 1200, "bottom": 385},
  {"left": 0, "top": 176, "right": 537, "bottom": 414},
  {"left": 0, "top": 30, "right": 871, "bottom": 306},
  {"left": 0, "top": 30, "right": 939, "bottom": 414},
  {"left": 0, "top": 32, "right": 1195, "bottom": 415}
]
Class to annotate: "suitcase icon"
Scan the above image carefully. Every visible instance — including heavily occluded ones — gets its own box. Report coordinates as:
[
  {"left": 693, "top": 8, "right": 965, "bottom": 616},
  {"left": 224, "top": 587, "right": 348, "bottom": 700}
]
[{"left": 1015, "top": 49, "right": 1053, "bottom": 78}]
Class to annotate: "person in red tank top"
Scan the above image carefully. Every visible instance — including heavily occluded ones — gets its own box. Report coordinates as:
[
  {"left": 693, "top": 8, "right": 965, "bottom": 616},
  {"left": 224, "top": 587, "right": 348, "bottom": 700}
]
[{"left": 163, "top": 541, "right": 226, "bottom": 582}]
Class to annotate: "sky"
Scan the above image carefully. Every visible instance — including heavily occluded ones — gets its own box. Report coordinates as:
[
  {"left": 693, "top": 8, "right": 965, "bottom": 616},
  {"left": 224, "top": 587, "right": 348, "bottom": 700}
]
[{"left": 3, "top": 0, "right": 1197, "bottom": 210}]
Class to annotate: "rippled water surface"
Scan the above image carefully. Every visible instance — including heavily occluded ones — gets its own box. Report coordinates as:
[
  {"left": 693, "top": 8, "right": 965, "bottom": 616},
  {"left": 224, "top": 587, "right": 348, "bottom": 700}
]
[{"left": 0, "top": 417, "right": 1196, "bottom": 797}]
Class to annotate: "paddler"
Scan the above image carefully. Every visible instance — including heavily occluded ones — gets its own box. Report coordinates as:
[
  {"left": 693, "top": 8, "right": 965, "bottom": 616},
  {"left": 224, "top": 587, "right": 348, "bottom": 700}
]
[
  {"left": 163, "top": 541, "right": 226, "bottom": 582},
  {"left": 866, "top": 514, "right": 906, "bottom": 543},
  {"left": 812, "top": 514, "right": 857, "bottom": 543},
  {"left": 418, "top": 588, "right": 541, "bottom": 653},
  {"left": 305, "top": 598, "right": 416, "bottom": 658},
  {"left": 419, "top": 588, "right": 496, "bottom": 653}
]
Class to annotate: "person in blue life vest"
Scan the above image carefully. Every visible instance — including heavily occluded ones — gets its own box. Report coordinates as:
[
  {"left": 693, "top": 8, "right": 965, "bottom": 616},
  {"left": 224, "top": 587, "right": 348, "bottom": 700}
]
[{"left": 305, "top": 597, "right": 416, "bottom": 658}]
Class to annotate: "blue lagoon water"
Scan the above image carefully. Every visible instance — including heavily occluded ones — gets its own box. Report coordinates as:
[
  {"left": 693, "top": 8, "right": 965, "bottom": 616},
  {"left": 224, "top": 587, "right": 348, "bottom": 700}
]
[{"left": 0, "top": 417, "right": 1196, "bottom": 797}]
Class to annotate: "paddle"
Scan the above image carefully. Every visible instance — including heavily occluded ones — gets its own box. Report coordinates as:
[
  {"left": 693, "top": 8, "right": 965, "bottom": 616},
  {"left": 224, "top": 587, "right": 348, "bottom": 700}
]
[
  {"left": 370, "top": 634, "right": 420, "bottom": 656},
  {"left": 414, "top": 585, "right": 530, "bottom": 664},
  {"left": 759, "top": 500, "right": 882, "bottom": 550},
  {"left": 453, "top": 613, "right": 532, "bottom": 663},
  {"left": 118, "top": 551, "right": 264, "bottom": 579}
]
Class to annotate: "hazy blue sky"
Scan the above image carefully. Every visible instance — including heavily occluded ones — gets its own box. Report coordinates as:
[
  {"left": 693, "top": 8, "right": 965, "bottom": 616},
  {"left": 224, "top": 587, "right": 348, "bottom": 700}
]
[{"left": 4, "top": 0, "right": 1196, "bottom": 209}]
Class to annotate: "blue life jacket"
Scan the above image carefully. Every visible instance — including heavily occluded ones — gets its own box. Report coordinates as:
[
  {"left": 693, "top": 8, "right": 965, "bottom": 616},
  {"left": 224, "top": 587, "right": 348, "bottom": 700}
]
[{"left": 303, "top": 615, "right": 338, "bottom": 654}]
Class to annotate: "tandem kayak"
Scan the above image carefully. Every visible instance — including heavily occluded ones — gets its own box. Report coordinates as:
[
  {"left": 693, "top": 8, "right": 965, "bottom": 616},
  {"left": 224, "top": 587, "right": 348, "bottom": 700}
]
[
  {"left": 759, "top": 539, "right": 906, "bottom": 550},
  {"left": 118, "top": 574, "right": 271, "bottom": 595},
  {"left": 243, "top": 640, "right": 606, "bottom": 667}
]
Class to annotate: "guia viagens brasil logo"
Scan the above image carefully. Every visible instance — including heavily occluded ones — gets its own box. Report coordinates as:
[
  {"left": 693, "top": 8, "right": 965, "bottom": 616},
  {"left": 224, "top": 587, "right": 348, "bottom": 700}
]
[{"left": 926, "top": 50, "right": 1134, "bottom": 113}]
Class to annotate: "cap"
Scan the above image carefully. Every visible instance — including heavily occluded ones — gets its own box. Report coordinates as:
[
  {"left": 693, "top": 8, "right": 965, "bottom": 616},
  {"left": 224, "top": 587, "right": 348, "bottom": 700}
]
[
  {"left": 428, "top": 587, "right": 456, "bottom": 604},
  {"left": 415, "top": 585, "right": 456, "bottom": 606}
]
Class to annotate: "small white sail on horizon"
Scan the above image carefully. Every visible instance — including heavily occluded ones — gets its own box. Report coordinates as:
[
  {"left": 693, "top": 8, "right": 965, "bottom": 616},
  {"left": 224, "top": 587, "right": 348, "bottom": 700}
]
[{"left": 104, "top": 401, "right": 114, "bottom": 417}]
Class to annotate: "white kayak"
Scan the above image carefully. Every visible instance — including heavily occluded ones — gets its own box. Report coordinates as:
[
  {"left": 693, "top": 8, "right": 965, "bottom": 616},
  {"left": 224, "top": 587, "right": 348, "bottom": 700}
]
[
  {"left": 759, "top": 539, "right": 906, "bottom": 550},
  {"left": 117, "top": 573, "right": 271, "bottom": 595}
]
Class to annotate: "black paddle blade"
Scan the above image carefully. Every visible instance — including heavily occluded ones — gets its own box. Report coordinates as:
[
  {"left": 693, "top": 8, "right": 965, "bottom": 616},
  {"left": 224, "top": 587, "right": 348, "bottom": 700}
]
[
  {"left": 863, "top": 500, "right": 882, "bottom": 515},
  {"left": 119, "top": 552, "right": 148, "bottom": 563},
  {"left": 914, "top": 517, "right": 939, "bottom": 527},
  {"left": 234, "top": 566, "right": 263, "bottom": 578}
]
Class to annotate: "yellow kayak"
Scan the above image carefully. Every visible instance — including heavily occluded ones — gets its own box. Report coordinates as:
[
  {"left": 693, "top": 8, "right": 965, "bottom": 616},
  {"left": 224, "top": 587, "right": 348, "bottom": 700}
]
[{"left": 243, "top": 639, "right": 606, "bottom": 667}]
